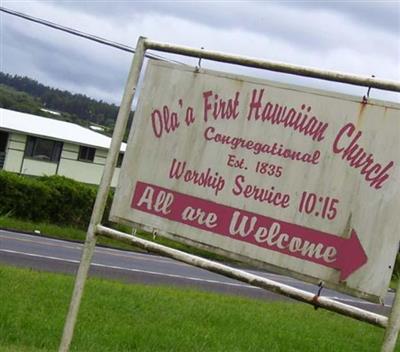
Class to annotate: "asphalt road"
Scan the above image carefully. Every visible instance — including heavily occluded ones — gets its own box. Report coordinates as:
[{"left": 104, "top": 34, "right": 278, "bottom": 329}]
[{"left": 0, "top": 229, "right": 394, "bottom": 316}]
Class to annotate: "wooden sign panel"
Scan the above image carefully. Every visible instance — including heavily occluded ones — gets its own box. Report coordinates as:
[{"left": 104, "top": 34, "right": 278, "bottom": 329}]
[{"left": 111, "top": 60, "right": 400, "bottom": 301}]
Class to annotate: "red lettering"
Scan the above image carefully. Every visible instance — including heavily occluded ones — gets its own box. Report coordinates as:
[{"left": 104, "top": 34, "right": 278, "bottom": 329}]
[
  {"left": 151, "top": 105, "right": 180, "bottom": 138},
  {"left": 232, "top": 175, "right": 290, "bottom": 209},
  {"left": 246, "top": 88, "right": 328, "bottom": 142},
  {"left": 204, "top": 126, "right": 321, "bottom": 166},
  {"left": 332, "top": 123, "right": 394, "bottom": 189},
  {"left": 168, "top": 158, "right": 225, "bottom": 196},
  {"left": 202, "top": 90, "right": 240, "bottom": 122}
]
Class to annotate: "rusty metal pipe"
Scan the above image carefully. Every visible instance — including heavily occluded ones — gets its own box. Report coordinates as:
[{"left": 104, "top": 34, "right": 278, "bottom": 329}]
[{"left": 144, "top": 39, "right": 400, "bottom": 93}]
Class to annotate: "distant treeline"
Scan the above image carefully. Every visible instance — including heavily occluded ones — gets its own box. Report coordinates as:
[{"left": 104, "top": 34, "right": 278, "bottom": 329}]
[{"left": 0, "top": 72, "right": 133, "bottom": 132}]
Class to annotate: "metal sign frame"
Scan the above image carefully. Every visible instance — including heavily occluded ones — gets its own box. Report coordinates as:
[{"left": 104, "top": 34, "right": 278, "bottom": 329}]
[{"left": 59, "top": 37, "right": 400, "bottom": 352}]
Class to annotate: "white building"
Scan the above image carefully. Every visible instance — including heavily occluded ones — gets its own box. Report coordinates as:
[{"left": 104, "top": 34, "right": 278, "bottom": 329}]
[{"left": 0, "top": 108, "right": 125, "bottom": 186}]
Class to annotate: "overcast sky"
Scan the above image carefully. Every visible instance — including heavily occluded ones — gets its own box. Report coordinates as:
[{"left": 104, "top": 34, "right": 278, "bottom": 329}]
[{"left": 1, "top": 1, "right": 399, "bottom": 105}]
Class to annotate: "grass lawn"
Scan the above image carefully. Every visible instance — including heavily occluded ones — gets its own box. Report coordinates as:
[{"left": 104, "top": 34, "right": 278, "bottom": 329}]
[
  {"left": 0, "top": 264, "right": 398, "bottom": 352},
  {"left": 391, "top": 276, "right": 399, "bottom": 290},
  {"left": 0, "top": 215, "right": 133, "bottom": 250}
]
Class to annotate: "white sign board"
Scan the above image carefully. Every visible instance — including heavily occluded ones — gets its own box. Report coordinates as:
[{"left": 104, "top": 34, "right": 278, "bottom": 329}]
[{"left": 111, "top": 60, "right": 400, "bottom": 301}]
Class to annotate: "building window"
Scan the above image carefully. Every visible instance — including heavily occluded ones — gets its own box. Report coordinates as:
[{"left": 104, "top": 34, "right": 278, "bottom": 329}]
[
  {"left": 78, "top": 146, "right": 96, "bottom": 162},
  {"left": 0, "top": 131, "right": 9, "bottom": 152},
  {"left": 25, "top": 136, "right": 63, "bottom": 163},
  {"left": 116, "top": 153, "right": 124, "bottom": 168}
]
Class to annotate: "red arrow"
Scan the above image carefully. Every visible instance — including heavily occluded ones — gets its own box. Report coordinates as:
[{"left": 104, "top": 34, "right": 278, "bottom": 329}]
[
  {"left": 335, "top": 229, "right": 368, "bottom": 281},
  {"left": 131, "top": 182, "right": 368, "bottom": 281}
]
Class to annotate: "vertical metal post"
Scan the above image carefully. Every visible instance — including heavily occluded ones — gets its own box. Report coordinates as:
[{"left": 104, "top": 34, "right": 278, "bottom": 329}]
[
  {"left": 58, "top": 36, "right": 147, "bottom": 352},
  {"left": 381, "top": 278, "right": 400, "bottom": 352}
]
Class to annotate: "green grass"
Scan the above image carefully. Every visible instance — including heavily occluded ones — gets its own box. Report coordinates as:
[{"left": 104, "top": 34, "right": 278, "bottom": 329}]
[
  {"left": 0, "top": 215, "right": 136, "bottom": 251},
  {"left": 0, "top": 215, "right": 86, "bottom": 241},
  {"left": 0, "top": 264, "right": 398, "bottom": 352},
  {"left": 391, "top": 276, "right": 399, "bottom": 290}
]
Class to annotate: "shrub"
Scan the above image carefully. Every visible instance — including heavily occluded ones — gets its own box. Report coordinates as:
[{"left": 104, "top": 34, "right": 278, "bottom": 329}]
[
  {"left": 0, "top": 171, "right": 52, "bottom": 221},
  {"left": 0, "top": 171, "right": 111, "bottom": 229},
  {"left": 39, "top": 175, "right": 98, "bottom": 228}
]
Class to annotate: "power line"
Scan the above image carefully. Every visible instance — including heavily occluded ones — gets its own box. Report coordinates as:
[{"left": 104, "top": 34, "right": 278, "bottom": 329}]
[{"left": 0, "top": 6, "right": 187, "bottom": 66}]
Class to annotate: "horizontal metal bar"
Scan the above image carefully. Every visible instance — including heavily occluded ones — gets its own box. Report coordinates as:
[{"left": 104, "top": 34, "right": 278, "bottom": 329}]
[
  {"left": 144, "top": 39, "right": 400, "bottom": 93},
  {"left": 96, "top": 225, "right": 388, "bottom": 329}
]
